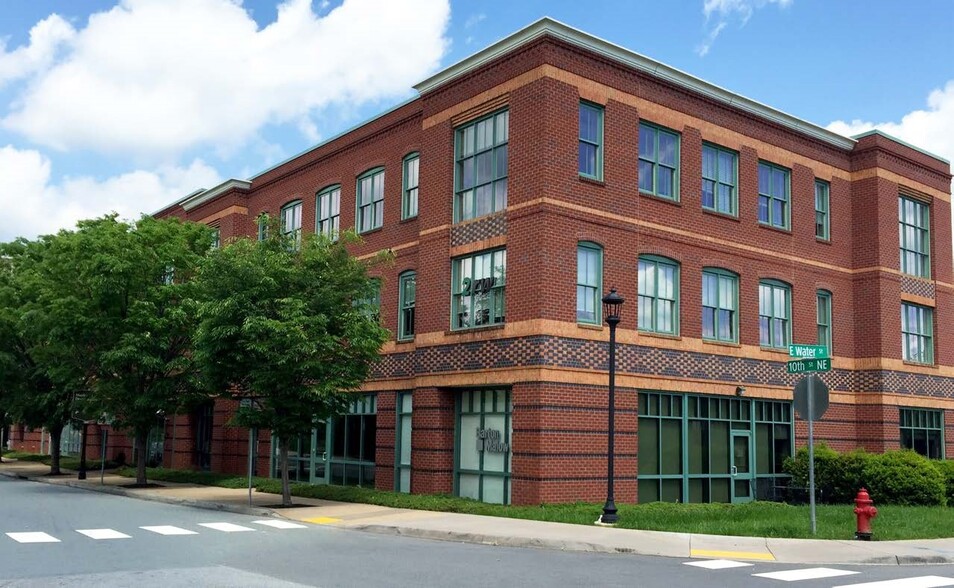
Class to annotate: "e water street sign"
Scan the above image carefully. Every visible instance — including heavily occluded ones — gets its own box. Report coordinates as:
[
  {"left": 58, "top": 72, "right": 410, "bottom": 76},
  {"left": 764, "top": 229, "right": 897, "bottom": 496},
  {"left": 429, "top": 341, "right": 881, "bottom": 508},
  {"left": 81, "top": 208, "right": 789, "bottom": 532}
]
[
  {"left": 789, "top": 344, "right": 828, "bottom": 359},
  {"left": 787, "top": 358, "right": 832, "bottom": 374}
]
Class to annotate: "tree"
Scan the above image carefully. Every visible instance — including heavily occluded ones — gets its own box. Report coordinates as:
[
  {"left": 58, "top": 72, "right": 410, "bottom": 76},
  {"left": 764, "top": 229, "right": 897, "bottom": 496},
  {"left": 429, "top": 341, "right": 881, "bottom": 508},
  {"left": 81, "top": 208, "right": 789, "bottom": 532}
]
[{"left": 194, "top": 220, "right": 388, "bottom": 505}]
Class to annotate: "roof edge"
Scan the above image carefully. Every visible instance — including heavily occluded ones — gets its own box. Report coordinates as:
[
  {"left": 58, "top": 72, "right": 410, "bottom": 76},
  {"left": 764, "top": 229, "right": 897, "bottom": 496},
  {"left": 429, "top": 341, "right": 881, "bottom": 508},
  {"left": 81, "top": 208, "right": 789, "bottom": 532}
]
[
  {"left": 415, "top": 17, "right": 856, "bottom": 151},
  {"left": 851, "top": 129, "right": 950, "bottom": 165},
  {"left": 180, "top": 179, "right": 251, "bottom": 212}
]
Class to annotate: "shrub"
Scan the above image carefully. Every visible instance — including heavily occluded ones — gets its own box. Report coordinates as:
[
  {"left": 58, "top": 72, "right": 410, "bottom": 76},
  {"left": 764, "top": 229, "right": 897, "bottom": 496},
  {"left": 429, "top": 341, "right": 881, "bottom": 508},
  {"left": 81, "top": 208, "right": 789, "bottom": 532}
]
[
  {"left": 866, "top": 451, "right": 945, "bottom": 506},
  {"left": 933, "top": 459, "right": 954, "bottom": 505}
]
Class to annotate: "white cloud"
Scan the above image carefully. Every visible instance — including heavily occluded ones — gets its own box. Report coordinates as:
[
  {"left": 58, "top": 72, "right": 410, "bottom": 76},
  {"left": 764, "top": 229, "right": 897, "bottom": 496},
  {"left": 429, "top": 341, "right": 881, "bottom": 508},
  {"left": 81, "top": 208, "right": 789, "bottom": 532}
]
[
  {"left": 0, "top": 145, "right": 221, "bottom": 241},
  {"left": 827, "top": 80, "right": 954, "bottom": 169},
  {"left": 2, "top": 0, "right": 450, "bottom": 159},
  {"left": 0, "top": 14, "right": 76, "bottom": 86},
  {"left": 697, "top": 0, "right": 792, "bottom": 56}
]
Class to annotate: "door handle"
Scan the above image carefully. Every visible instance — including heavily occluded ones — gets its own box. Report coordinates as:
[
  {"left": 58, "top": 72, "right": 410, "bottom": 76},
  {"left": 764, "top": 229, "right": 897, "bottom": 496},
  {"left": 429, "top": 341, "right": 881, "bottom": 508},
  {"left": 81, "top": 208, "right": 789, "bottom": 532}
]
[
  {"left": 731, "top": 465, "right": 737, "bottom": 476},
  {"left": 322, "top": 452, "right": 327, "bottom": 461}
]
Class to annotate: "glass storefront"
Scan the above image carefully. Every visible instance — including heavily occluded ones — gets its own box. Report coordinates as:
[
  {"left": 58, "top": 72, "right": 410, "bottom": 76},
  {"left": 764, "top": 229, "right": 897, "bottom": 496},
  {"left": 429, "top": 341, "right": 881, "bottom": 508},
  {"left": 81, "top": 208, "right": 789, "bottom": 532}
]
[
  {"left": 395, "top": 392, "right": 413, "bottom": 492},
  {"left": 638, "top": 392, "right": 792, "bottom": 504},
  {"left": 456, "top": 389, "right": 512, "bottom": 504}
]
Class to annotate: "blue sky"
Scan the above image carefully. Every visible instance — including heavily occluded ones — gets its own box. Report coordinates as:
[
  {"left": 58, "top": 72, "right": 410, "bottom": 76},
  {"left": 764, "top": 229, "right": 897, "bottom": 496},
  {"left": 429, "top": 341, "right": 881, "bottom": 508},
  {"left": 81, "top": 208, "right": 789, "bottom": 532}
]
[{"left": 0, "top": 0, "right": 951, "bottom": 240}]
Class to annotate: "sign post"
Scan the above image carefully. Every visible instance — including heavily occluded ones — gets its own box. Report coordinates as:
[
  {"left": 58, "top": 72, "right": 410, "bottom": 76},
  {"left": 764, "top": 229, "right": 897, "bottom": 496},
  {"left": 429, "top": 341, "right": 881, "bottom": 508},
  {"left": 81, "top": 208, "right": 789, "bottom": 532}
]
[{"left": 792, "top": 349, "right": 831, "bottom": 536}]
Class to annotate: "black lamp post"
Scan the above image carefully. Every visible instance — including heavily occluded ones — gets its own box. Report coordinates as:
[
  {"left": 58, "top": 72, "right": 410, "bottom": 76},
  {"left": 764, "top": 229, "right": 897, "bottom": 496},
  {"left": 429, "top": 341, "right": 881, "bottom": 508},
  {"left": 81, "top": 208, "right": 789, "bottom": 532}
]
[
  {"left": 599, "top": 287, "right": 624, "bottom": 525},
  {"left": 77, "top": 421, "right": 89, "bottom": 480}
]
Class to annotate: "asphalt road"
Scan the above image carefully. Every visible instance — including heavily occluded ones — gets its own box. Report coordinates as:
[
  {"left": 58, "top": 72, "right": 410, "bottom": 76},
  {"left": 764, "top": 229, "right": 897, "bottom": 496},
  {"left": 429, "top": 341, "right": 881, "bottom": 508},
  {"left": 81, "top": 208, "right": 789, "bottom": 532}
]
[{"left": 2, "top": 476, "right": 954, "bottom": 587}]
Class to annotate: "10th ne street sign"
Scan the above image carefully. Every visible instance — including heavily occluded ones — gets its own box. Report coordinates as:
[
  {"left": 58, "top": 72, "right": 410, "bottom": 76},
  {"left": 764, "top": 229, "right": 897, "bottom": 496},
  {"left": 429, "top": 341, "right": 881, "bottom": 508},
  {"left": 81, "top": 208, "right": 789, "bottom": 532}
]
[{"left": 787, "top": 358, "right": 831, "bottom": 374}]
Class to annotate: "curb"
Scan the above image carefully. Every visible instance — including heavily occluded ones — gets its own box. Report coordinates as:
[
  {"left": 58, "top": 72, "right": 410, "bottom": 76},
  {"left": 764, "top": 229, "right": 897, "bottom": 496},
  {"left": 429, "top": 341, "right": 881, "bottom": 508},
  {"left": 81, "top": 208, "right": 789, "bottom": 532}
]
[{"left": 351, "top": 524, "right": 622, "bottom": 554}]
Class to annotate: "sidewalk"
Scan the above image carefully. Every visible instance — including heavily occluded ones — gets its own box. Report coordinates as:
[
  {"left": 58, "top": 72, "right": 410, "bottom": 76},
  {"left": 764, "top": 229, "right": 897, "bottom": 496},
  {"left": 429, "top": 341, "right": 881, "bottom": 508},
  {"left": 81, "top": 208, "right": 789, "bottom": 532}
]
[{"left": 2, "top": 459, "right": 953, "bottom": 566}]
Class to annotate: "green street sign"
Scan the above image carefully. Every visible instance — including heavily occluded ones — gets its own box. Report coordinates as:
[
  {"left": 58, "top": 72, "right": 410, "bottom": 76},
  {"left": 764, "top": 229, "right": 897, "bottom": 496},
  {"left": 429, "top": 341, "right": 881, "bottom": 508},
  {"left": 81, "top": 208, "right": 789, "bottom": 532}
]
[
  {"left": 789, "top": 344, "right": 829, "bottom": 359},
  {"left": 787, "top": 358, "right": 832, "bottom": 374}
]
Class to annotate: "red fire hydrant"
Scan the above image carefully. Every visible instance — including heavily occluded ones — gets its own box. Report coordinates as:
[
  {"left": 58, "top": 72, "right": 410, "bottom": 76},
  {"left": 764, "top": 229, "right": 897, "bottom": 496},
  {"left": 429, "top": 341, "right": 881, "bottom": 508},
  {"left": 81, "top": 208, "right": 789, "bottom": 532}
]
[{"left": 853, "top": 488, "right": 878, "bottom": 541}]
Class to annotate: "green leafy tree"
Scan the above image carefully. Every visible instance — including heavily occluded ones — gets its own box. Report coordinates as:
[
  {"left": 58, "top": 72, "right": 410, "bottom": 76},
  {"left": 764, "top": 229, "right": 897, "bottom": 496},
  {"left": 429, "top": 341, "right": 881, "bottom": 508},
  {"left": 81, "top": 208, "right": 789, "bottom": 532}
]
[{"left": 194, "top": 219, "right": 388, "bottom": 505}]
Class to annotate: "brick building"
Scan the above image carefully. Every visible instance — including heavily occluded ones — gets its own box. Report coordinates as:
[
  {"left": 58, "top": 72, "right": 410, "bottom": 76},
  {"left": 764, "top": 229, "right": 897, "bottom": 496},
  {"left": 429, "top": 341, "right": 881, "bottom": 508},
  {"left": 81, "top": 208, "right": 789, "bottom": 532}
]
[{"left": 23, "top": 18, "right": 952, "bottom": 506}]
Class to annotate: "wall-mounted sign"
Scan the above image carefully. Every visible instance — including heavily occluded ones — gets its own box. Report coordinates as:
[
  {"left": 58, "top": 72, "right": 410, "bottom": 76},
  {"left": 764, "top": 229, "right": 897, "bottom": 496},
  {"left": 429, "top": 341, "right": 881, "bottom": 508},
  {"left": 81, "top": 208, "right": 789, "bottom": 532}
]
[{"left": 476, "top": 428, "right": 509, "bottom": 453}]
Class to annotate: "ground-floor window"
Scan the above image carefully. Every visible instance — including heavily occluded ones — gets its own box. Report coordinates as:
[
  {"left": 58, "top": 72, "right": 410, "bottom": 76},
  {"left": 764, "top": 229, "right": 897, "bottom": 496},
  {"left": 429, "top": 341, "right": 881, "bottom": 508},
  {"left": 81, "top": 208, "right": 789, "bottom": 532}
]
[
  {"left": 638, "top": 392, "right": 792, "bottom": 504},
  {"left": 395, "top": 392, "right": 412, "bottom": 493},
  {"left": 60, "top": 422, "right": 82, "bottom": 456},
  {"left": 456, "top": 389, "right": 511, "bottom": 504},
  {"left": 900, "top": 407, "right": 943, "bottom": 459}
]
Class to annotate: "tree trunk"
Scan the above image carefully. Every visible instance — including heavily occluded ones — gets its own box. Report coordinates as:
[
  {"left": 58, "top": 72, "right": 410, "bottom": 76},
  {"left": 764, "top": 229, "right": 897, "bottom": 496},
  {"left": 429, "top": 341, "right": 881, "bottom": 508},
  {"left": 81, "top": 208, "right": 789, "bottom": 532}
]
[
  {"left": 135, "top": 430, "right": 148, "bottom": 485},
  {"left": 279, "top": 435, "right": 291, "bottom": 507},
  {"left": 49, "top": 423, "right": 63, "bottom": 475}
]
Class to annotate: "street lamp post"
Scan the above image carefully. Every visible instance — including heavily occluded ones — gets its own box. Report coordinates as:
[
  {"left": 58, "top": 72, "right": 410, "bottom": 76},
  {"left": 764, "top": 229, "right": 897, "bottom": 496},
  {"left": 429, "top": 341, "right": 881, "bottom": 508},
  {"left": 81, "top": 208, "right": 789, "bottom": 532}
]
[
  {"left": 77, "top": 421, "right": 89, "bottom": 480},
  {"left": 599, "top": 288, "right": 624, "bottom": 525}
]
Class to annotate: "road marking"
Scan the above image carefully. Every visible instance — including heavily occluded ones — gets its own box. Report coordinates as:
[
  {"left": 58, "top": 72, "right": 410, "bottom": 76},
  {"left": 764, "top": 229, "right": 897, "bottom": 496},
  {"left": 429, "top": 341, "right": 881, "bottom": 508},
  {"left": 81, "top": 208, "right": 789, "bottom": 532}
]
[
  {"left": 690, "top": 549, "right": 775, "bottom": 561},
  {"left": 684, "top": 559, "right": 754, "bottom": 570},
  {"left": 252, "top": 520, "right": 308, "bottom": 529},
  {"left": 754, "top": 567, "right": 860, "bottom": 582},
  {"left": 6, "top": 532, "right": 60, "bottom": 543},
  {"left": 76, "top": 529, "right": 131, "bottom": 540},
  {"left": 140, "top": 525, "right": 198, "bottom": 536},
  {"left": 303, "top": 517, "right": 342, "bottom": 525},
  {"left": 199, "top": 522, "right": 255, "bottom": 533},
  {"left": 833, "top": 577, "right": 954, "bottom": 588}
]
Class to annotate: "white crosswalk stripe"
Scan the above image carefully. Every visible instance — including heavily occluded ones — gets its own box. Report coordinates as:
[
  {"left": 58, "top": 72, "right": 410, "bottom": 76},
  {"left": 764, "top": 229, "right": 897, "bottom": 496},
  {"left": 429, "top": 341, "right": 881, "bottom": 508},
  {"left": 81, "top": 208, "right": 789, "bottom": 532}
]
[
  {"left": 753, "top": 567, "right": 860, "bottom": 582},
  {"left": 833, "top": 577, "right": 954, "bottom": 588},
  {"left": 198, "top": 522, "right": 255, "bottom": 533},
  {"left": 76, "top": 529, "right": 131, "bottom": 540},
  {"left": 6, "top": 532, "right": 60, "bottom": 543},
  {"left": 139, "top": 525, "right": 199, "bottom": 536},
  {"left": 684, "top": 559, "right": 754, "bottom": 569},
  {"left": 252, "top": 519, "right": 308, "bottom": 529}
]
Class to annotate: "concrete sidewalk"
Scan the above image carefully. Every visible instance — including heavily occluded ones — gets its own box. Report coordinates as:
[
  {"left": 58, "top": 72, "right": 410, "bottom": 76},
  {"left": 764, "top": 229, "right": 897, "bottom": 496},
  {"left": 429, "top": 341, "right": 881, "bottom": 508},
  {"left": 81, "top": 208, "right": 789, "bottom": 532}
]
[{"left": 2, "top": 459, "right": 953, "bottom": 566}]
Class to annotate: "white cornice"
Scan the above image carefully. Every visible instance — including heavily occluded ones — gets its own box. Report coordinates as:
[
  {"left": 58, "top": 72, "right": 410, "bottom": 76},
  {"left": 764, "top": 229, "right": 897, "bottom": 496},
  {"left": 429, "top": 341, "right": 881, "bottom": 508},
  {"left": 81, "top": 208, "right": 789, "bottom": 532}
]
[
  {"left": 180, "top": 179, "right": 251, "bottom": 211},
  {"left": 415, "top": 17, "right": 856, "bottom": 151}
]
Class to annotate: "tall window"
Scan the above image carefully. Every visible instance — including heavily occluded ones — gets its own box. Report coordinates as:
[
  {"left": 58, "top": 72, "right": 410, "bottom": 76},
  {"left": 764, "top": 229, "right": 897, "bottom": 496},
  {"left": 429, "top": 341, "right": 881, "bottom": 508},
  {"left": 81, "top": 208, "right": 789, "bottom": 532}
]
[
  {"left": 759, "top": 280, "right": 790, "bottom": 349},
  {"left": 758, "top": 162, "right": 790, "bottom": 229},
  {"left": 815, "top": 180, "right": 830, "bottom": 240},
  {"left": 817, "top": 290, "right": 832, "bottom": 352},
  {"left": 210, "top": 227, "right": 220, "bottom": 249},
  {"left": 902, "top": 302, "right": 933, "bottom": 364},
  {"left": 576, "top": 243, "right": 602, "bottom": 324},
  {"left": 579, "top": 102, "right": 603, "bottom": 179},
  {"left": 355, "top": 279, "right": 381, "bottom": 323},
  {"left": 702, "top": 144, "right": 737, "bottom": 215},
  {"left": 280, "top": 200, "right": 302, "bottom": 247},
  {"left": 398, "top": 271, "right": 416, "bottom": 341},
  {"left": 357, "top": 168, "right": 384, "bottom": 233},
  {"left": 637, "top": 255, "right": 679, "bottom": 335},
  {"left": 899, "top": 196, "right": 930, "bottom": 278},
  {"left": 455, "top": 110, "right": 509, "bottom": 222},
  {"left": 702, "top": 269, "right": 738, "bottom": 343},
  {"left": 452, "top": 249, "right": 506, "bottom": 330},
  {"left": 257, "top": 214, "right": 268, "bottom": 241},
  {"left": 900, "top": 408, "right": 943, "bottom": 459},
  {"left": 395, "top": 392, "right": 413, "bottom": 492},
  {"left": 638, "top": 122, "right": 680, "bottom": 200},
  {"left": 403, "top": 153, "right": 419, "bottom": 219},
  {"left": 317, "top": 185, "right": 341, "bottom": 240}
]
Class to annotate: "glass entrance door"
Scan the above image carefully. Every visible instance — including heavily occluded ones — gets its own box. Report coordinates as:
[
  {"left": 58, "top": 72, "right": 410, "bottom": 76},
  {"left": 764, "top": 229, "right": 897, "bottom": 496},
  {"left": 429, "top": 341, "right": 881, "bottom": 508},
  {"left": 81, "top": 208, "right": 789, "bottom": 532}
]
[{"left": 730, "top": 431, "right": 753, "bottom": 503}]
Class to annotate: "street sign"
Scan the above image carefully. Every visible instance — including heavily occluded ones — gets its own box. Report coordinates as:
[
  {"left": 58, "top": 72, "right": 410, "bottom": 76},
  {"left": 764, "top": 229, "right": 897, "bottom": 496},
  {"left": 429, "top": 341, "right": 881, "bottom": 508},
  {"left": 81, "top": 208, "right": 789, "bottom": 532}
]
[
  {"left": 787, "top": 358, "right": 832, "bottom": 374},
  {"left": 793, "top": 375, "right": 830, "bottom": 421},
  {"left": 789, "top": 344, "right": 828, "bottom": 359}
]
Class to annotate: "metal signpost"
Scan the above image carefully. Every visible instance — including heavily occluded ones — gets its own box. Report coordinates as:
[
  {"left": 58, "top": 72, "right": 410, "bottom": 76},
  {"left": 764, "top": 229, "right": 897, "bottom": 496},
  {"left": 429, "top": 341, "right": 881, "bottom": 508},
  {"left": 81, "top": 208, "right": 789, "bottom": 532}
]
[{"left": 790, "top": 344, "right": 831, "bottom": 535}]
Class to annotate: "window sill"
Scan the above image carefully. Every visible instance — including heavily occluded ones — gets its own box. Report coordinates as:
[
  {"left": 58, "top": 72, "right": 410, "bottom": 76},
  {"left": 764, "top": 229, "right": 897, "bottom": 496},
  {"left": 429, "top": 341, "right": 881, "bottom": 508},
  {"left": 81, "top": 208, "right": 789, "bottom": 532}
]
[
  {"left": 702, "top": 339, "right": 741, "bottom": 348},
  {"left": 757, "top": 223, "right": 792, "bottom": 236},
  {"left": 400, "top": 215, "right": 418, "bottom": 224},
  {"left": 702, "top": 208, "right": 740, "bottom": 222},
  {"left": 903, "top": 360, "right": 938, "bottom": 369},
  {"left": 579, "top": 175, "right": 605, "bottom": 187},
  {"left": 639, "top": 191, "right": 681, "bottom": 207},
  {"left": 358, "top": 227, "right": 384, "bottom": 237},
  {"left": 815, "top": 237, "right": 831, "bottom": 245},
  {"left": 760, "top": 346, "right": 790, "bottom": 355},
  {"left": 639, "top": 330, "right": 681, "bottom": 341},
  {"left": 395, "top": 337, "right": 415, "bottom": 345},
  {"left": 445, "top": 324, "right": 506, "bottom": 336},
  {"left": 578, "top": 322, "right": 604, "bottom": 331}
]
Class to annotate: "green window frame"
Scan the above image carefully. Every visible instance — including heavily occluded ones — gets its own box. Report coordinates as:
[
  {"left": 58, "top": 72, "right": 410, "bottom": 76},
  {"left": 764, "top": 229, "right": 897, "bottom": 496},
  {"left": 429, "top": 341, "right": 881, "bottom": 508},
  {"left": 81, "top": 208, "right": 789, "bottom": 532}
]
[
  {"left": 638, "top": 122, "right": 680, "bottom": 200},
  {"left": 355, "top": 279, "right": 381, "bottom": 323},
  {"left": 899, "top": 195, "right": 930, "bottom": 278},
  {"left": 395, "top": 392, "right": 413, "bottom": 492},
  {"left": 316, "top": 185, "right": 341, "bottom": 241},
  {"left": 900, "top": 408, "right": 944, "bottom": 459},
  {"left": 576, "top": 242, "right": 602, "bottom": 324},
  {"left": 280, "top": 200, "right": 302, "bottom": 248},
  {"left": 637, "top": 255, "right": 679, "bottom": 335},
  {"left": 579, "top": 102, "right": 603, "bottom": 180},
  {"left": 455, "top": 110, "right": 509, "bottom": 223},
  {"left": 759, "top": 280, "right": 791, "bottom": 349},
  {"left": 815, "top": 180, "right": 830, "bottom": 240},
  {"left": 356, "top": 168, "right": 384, "bottom": 233},
  {"left": 758, "top": 161, "right": 790, "bottom": 229},
  {"left": 398, "top": 271, "right": 416, "bottom": 341},
  {"left": 452, "top": 249, "right": 506, "bottom": 330},
  {"left": 702, "top": 268, "right": 738, "bottom": 343},
  {"left": 456, "top": 389, "right": 512, "bottom": 504},
  {"left": 817, "top": 290, "right": 832, "bottom": 352},
  {"left": 902, "top": 302, "right": 933, "bottom": 364},
  {"left": 329, "top": 394, "right": 377, "bottom": 486},
  {"left": 701, "top": 143, "right": 737, "bottom": 215},
  {"left": 402, "top": 153, "right": 419, "bottom": 220},
  {"left": 257, "top": 213, "right": 269, "bottom": 241},
  {"left": 210, "top": 227, "right": 220, "bottom": 249}
]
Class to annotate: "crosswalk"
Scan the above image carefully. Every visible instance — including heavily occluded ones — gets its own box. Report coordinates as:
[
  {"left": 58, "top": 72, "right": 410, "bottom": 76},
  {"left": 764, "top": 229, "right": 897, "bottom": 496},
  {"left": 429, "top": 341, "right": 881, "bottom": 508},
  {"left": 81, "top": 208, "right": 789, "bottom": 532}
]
[
  {"left": 4, "top": 519, "right": 308, "bottom": 544},
  {"left": 683, "top": 559, "right": 954, "bottom": 587}
]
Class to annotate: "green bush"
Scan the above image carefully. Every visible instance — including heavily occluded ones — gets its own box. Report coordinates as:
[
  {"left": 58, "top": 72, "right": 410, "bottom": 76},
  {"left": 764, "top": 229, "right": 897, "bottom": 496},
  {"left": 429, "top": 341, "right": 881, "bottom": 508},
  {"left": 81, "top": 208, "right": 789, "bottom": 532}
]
[
  {"left": 933, "top": 459, "right": 954, "bottom": 505},
  {"left": 784, "top": 446, "right": 945, "bottom": 506}
]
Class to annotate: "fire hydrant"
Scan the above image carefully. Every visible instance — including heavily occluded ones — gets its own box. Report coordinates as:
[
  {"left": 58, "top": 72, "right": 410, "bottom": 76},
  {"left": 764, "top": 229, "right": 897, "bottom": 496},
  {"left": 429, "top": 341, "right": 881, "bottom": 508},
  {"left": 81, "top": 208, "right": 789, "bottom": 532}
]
[{"left": 853, "top": 488, "right": 878, "bottom": 541}]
